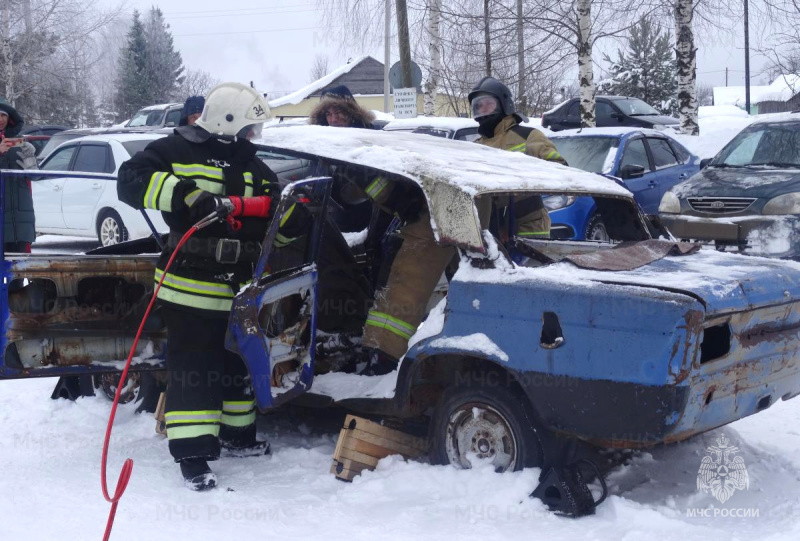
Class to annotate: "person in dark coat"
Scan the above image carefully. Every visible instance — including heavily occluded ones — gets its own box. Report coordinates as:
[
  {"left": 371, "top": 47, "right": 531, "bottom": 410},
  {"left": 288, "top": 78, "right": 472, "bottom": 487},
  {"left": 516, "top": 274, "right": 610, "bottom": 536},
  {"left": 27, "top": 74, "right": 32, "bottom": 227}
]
[
  {"left": 309, "top": 85, "right": 375, "bottom": 128},
  {"left": 179, "top": 95, "right": 205, "bottom": 126},
  {"left": 0, "top": 98, "right": 38, "bottom": 253}
]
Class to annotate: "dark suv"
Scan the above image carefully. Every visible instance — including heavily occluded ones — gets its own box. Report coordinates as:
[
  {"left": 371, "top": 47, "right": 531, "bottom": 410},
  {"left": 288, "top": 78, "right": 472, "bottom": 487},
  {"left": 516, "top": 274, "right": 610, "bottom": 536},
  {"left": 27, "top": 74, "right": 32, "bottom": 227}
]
[{"left": 542, "top": 96, "right": 679, "bottom": 132}]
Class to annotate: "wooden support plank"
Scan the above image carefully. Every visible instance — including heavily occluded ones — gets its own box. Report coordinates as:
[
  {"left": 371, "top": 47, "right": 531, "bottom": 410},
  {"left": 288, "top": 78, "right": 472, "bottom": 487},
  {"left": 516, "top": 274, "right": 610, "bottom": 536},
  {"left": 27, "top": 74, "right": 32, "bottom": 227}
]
[
  {"left": 346, "top": 428, "right": 426, "bottom": 458},
  {"left": 342, "top": 415, "right": 427, "bottom": 451},
  {"left": 154, "top": 392, "right": 167, "bottom": 436},
  {"left": 337, "top": 446, "right": 382, "bottom": 467}
]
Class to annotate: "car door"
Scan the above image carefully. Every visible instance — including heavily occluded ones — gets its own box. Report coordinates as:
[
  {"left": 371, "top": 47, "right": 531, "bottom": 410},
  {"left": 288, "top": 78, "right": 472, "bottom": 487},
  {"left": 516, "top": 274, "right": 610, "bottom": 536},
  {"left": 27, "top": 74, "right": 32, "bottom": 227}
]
[
  {"left": 62, "top": 143, "right": 112, "bottom": 231},
  {"left": 595, "top": 100, "right": 619, "bottom": 127},
  {"left": 644, "top": 136, "right": 686, "bottom": 207},
  {"left": 617, "top": 137, "right": 660, "bottom": 213},
  {"left": 33, "top": 144, "right": 78, "bottom": 228},
  {"left": 226, "top": 177, "right": 331, "bottom": 411}
]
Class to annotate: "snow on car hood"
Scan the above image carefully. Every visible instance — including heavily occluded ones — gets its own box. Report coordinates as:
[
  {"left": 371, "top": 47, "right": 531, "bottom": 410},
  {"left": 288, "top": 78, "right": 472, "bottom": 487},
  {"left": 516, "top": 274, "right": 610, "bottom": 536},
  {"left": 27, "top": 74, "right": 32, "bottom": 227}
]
[
  {"left": 671, "top": 166, "right": 800, "bottom": 198},
  {"left": 254, "top": 125, "right": 633, "bottom": 198},
  {"left": 456, "top": 248, "right": 800, "bottom": 316}
]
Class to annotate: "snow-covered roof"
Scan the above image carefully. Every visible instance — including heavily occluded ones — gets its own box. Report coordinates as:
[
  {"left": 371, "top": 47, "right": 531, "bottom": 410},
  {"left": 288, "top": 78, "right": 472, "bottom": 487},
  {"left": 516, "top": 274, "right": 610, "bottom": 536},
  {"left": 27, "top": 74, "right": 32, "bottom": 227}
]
[
  {"left": 713, "top": 75, "right": 800, "bottom": 107},
  {"left": 267, "top": 56, "right": 373, "bottom": 107},
  {"left": 255, "top": 125, "right": 633, "bottom": 199},
  {"left": 383, "top": 117, "right": 478, "bottom": 132}
]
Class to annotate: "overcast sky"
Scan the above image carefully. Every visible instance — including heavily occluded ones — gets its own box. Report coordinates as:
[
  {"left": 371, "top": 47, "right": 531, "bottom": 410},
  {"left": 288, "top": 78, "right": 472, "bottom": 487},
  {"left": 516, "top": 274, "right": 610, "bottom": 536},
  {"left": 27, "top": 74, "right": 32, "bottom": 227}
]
[{"left": 109, "top": 0, "right": 768, "bottom": 99}]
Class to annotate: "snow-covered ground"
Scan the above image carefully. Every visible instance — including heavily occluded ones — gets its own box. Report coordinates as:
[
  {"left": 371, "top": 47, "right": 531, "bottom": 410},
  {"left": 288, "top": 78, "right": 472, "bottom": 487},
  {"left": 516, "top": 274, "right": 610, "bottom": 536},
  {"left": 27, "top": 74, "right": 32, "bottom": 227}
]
[{"left": 1, "top": 378, "right": 798, "bottom": 540}]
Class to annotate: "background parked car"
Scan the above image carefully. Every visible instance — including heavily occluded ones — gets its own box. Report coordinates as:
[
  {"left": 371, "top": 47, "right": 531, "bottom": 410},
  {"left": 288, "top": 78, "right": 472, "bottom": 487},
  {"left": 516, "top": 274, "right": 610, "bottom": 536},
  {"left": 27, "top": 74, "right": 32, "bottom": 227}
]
[
  {"left": 549, "top": 128, "right": 699, "bottom": 240},
  {"left": 542, "top": 96, "right": 679, "bottom": 132},
  {"left": 383, "top": 117, "right": 480, "bottom": 142},
  {"left": 37, "top": 127, "right": 172, "bottom": 163},
  {"left": 659, "top": 112, "right": 800, "bottom": 258},
  {"left": 125, "top": 103, "right": 183, "bottom": 129},
  {"left": 33, "top": 133, "right": 168, "bottom": 246}
]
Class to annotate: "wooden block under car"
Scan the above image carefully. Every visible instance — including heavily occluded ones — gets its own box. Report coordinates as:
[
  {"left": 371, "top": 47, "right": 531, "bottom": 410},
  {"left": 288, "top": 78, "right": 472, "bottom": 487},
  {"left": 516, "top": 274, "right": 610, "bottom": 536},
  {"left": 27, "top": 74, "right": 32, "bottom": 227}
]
[{"left": 331, "top": 415, "right": 428, "bottom": 482}]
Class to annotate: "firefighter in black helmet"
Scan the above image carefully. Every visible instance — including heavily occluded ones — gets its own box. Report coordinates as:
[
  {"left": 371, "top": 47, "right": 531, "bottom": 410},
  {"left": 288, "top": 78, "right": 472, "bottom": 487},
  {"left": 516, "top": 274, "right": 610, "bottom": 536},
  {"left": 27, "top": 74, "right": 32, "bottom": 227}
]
[{"left": 469, "top": 76, "right": 568, "bottom": 239}]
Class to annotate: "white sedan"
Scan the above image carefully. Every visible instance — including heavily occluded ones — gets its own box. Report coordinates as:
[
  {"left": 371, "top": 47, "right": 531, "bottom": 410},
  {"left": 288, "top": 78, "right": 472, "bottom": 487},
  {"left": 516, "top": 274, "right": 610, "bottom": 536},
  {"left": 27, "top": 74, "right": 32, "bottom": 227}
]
[{"left": 33, "top": 133, "right": 168, "bottom": 246}]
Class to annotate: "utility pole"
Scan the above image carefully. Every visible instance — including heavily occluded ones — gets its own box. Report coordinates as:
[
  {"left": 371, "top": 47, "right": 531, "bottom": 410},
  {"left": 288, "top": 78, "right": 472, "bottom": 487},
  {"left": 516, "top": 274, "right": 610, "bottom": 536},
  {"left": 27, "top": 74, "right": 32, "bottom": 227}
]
[
  {"left": 725, "top": 67, "right": 728, "bottom": 86},
  {"left": 395, "top": 0, "right": 413, "bottom": 88},
  {"left": 744, "top": 0, "right": 751, "bottom": 113},
  {"left": 516, "top": 0, "right": 524, "bottom": 113},
  {"left": 384, "top": 0, "right": 391, "bottom": 112}
]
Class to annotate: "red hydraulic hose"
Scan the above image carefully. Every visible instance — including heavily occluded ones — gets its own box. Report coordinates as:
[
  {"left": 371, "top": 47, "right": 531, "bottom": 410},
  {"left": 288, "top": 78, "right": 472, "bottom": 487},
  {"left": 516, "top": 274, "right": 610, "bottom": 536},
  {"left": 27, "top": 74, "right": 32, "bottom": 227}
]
[{"left": 99, "top": 223, "right": 203, "bottom": 541}]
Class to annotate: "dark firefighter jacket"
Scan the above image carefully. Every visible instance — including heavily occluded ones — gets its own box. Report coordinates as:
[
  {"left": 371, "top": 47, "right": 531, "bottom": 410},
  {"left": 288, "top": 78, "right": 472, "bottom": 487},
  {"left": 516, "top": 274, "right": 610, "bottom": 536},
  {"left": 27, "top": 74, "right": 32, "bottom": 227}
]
[
  {"left": 117, "top": 125, "right": 306, "bottom": 315},
  {"left": 476, "top": 115, "right": 568, "bottom": 237}
]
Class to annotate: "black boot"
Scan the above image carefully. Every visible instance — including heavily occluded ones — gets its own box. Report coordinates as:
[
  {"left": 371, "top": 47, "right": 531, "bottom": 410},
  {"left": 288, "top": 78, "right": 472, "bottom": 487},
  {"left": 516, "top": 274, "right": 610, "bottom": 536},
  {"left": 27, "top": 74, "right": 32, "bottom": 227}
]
[
  {"left": 220, "top": 439, "right": 271, "bottom": 458},
  {"left": 358, "top": 348, "right": 399, "bottom": 376},
  {"left": 220, "top": 424, "right": 271, "bottom": 458},
  {"left": 179, "top": 458, "right": 217, "bottom": 491}
]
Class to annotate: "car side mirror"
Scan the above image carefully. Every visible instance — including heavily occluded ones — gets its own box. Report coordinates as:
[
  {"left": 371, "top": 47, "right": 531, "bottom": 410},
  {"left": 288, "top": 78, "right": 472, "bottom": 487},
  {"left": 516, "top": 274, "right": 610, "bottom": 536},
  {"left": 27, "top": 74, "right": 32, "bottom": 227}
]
[
  {"left": 700, "top": 158, "right": 712, "bottom": 169},
  {"left": 610, "top": 112, "right": 623, "bottom": 122},
  {"left": 619, "top": 164, "right": 645, "bottom": 180}
]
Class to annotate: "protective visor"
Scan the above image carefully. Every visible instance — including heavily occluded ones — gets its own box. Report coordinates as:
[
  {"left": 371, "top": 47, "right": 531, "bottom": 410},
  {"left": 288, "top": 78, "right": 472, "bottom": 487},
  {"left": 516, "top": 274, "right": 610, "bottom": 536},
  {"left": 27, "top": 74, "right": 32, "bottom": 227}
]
[
  {"left": 471, "top": 95, "right": 500, "bottom": 119},
  {"left": 237, "top": 123, "right": 264, "bottom": 140}
]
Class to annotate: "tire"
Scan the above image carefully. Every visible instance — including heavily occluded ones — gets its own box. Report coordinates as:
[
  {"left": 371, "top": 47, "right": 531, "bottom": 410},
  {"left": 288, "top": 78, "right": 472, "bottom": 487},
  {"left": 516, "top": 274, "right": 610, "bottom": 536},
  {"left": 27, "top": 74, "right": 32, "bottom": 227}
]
[
  {"left": 429, "top": 380, "right": 544, "bottom": 472},
  {"left": 93, "top": 372, "right": 140, "bottom": 404},
  {"left": 97, "top": 209, "right": 129, "bottom": 246},
  {"left": 584, "top": 213, "right": 609, "bottom": 242}
]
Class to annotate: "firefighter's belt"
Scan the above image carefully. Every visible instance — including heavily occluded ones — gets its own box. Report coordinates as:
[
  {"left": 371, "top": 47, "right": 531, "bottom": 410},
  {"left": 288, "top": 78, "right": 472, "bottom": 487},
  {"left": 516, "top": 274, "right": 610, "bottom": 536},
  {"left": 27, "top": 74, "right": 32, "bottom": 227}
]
[{"left": 168, "top": 233, "right": 262, "bottom": 264}]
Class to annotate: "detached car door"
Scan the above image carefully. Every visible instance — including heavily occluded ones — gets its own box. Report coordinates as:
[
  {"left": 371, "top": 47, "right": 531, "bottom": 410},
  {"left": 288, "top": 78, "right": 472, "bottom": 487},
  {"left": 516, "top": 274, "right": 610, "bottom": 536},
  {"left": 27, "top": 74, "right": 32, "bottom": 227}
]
[
  {"left": 226, "top": 177, "right": 331, "bottom": 412},
  {"left": 62, "top": 143, "right": 113, "bottom": 231},
  {"left": 33, "top": 144, "right": 77, "bottom": 228}
]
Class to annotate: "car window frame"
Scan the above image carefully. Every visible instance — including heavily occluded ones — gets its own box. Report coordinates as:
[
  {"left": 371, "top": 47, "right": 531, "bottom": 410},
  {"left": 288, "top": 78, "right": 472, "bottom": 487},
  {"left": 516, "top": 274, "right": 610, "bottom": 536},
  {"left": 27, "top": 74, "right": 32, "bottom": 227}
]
[
  {"left": 645, "top": 136, "right": 679, "bottom": 170},
  {"left": 72, "top": 142, "right": 113, "bottom": 174},
  {"left": 164, "top": 109, "right": 182, "bottom": 127},
  {"left": 566, "top": 100, "right": 580, "bottom": 120},
  {"left": 596, "top": 100, "right": 618, "bottom": 121},
  {"left": 40, "top": 144, "right": 80, "bottom": 171},
  {"left": 619, "top": 136, "right": 653, "bottom": 172}
]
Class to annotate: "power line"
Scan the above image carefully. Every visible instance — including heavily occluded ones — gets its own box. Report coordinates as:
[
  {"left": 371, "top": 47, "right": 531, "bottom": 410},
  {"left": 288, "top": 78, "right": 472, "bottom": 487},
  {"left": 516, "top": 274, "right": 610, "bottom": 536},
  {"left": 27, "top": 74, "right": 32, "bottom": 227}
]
[
  {"left": 173, "top": 25, "right": 334, "bottom": 37},
  {"left": 162, "top": 2, "right": 316, "bottom": 16},
  {"left": 166, "top": 7, "right": 320, "bottom": 20}
]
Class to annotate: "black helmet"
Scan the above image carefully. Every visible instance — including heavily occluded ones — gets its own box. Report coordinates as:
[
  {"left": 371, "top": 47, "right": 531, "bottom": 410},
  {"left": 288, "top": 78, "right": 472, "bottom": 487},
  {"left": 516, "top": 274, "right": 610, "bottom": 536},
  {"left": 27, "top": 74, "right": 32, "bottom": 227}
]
[{"left": 468, "top": 77, "right": 516, "bottom": 117}]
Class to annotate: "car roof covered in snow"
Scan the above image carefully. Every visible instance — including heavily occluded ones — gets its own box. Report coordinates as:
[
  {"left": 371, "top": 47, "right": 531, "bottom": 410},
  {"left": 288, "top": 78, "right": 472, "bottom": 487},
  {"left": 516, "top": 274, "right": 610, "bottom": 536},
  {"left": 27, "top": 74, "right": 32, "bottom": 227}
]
[
  {"left": 383, "top": 117, "right": 479, "bottom": 131},
  {"left": 255, "top": 125, "right": 633, "bottom": 199}
]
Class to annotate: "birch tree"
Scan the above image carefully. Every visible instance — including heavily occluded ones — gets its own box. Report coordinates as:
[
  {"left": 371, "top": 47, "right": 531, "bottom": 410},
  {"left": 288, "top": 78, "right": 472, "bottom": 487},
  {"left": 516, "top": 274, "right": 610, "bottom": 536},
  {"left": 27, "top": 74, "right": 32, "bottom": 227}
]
[
  {"left": 674, "top": 0, "right": 698, "bottom": 134},
  {"left": 423, "top": 0, "right": 442, "bottom": 114}
]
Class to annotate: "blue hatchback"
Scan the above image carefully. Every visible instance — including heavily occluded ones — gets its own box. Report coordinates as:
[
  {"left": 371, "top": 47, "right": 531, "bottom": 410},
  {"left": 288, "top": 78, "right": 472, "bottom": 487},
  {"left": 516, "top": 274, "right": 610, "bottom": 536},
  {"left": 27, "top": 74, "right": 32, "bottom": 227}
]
[{"left": 548, "top": 128, "right": 700, "bottom": 240}]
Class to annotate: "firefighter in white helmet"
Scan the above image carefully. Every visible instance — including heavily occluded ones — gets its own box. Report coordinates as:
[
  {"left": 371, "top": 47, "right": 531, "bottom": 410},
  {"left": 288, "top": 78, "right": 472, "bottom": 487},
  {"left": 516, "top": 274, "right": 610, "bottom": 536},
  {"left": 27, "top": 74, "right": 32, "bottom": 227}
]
[{"left": 118, "top": 82, "right": 308, "bottom": 490}]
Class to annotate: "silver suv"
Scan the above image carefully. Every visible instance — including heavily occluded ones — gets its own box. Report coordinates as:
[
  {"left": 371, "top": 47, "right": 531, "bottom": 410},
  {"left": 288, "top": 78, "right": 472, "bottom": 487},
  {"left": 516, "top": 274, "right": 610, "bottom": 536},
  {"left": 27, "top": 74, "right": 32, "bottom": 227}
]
[{"left": 125, "top": 103, "right": 183, "bottom": 128}]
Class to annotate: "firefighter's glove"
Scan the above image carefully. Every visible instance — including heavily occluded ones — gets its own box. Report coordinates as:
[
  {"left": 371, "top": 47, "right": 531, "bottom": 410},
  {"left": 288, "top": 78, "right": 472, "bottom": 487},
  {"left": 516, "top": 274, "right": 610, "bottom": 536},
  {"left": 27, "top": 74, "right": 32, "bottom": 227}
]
[{"left": 186, "top": 190, "right": 225, "bottom": 222}]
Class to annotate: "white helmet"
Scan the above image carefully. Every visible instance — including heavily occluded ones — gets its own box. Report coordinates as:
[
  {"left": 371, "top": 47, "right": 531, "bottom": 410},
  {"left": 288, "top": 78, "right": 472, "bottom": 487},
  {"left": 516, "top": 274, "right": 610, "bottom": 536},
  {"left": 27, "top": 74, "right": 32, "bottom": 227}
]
[{"left": 195, "top": 82, "right": 271, "bottom": 138}]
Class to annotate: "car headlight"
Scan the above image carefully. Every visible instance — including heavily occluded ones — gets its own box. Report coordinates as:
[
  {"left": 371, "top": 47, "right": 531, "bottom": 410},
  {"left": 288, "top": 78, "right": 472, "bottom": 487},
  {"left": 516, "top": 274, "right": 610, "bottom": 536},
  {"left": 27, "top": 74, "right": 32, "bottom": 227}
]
[
  {"left": 543, "top": 195, "right": 576, "bottom": 210},
  {"left": 762, "top": 193, "right": 800, "bottom": 215},
  {"left": 659, "top": 191, "right": 681, "bottom": 213}
]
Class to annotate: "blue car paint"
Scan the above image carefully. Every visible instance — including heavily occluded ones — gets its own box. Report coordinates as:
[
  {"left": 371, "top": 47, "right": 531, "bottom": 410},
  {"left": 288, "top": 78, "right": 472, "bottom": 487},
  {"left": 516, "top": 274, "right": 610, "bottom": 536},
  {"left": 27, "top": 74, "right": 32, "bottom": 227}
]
[
  {"left": 401, "top": 253, "right": 800, "bottom": 446},
  {"left": 549, "top": 132, "right": 700, "bottom": 239}
]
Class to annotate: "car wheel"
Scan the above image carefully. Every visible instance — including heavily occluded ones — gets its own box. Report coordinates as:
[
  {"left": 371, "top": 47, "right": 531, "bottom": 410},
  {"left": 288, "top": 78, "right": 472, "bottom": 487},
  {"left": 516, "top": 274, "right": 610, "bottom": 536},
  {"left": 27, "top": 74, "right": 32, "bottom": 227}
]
[
  {"left": 93, "top": 372, "right": 140, "bottom": 404},
  {"left": 429, "top": 380, "right": 543, "bottom": 472},
  {"left": 584, "top": 213, "right": 609, "bottom": 242},
  {"left": 97, "top": 210, "right": 129, "bottom": 246}
]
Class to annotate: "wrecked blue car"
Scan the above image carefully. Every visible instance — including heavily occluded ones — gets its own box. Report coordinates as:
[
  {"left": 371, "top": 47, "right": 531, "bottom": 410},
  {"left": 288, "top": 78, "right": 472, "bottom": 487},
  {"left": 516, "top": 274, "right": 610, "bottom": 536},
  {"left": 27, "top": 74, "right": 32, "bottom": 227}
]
[
  {"left": 3, "top": 127, "right": 800, "bottom": 475},
  {"left": 225, "top": 126, "right": 800, "bottom": 471}
]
